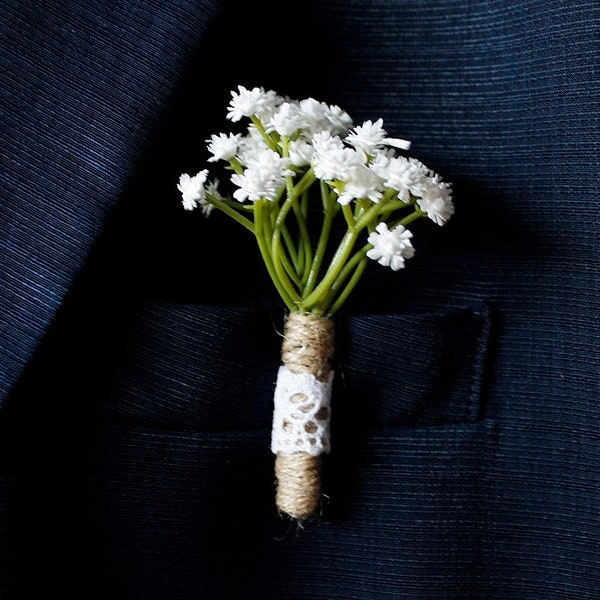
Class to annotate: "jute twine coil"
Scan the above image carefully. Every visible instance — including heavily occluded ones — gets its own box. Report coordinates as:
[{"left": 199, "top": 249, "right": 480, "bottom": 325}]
[{"left": 274, "top": 311, "right": 335, "bottom": 520}]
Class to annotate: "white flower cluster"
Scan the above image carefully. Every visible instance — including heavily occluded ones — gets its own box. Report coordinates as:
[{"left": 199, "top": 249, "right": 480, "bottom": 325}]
[
  {"left": 178, "top": 85, "right": 454, "bottom": 272},
  {"left": 367, "top": 223, "right": 415, "bottom": 271}
]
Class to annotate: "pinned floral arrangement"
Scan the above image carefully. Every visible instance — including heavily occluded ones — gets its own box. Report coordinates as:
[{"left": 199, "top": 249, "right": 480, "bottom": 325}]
[{"left": 177, "top": 85, "right": 454, "bottom": 521}]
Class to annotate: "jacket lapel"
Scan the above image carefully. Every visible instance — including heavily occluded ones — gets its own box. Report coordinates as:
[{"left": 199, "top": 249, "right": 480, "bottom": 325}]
[{"left": 0, "top": 0, "right": 224, "bottom": 405}]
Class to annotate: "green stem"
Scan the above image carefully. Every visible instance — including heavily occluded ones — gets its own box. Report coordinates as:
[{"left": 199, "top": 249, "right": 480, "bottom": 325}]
[
  {"left": 249, "top": 116, "right": 279, "bottom": 151},
  {"left": 280, "top": 222, "right": 301, "bottom": 271},
  {"left": 227, "top": 157, "right": 244, "bottom": 175},
  {"left": 325, "top": 254, "right": 369, "bottom": 317},
  {"left": 301, "top": 227, "right": 359, "bottom": 311},
  {"left": 342, "top": 203, "right": 356, "bottom": 230},
  {"left": 272, "top": 194, "right": 297, "bottom": 258},
  {"left": 292, "top": 201, "right": 311, "bottom": 279},
  {"left": 320, "top": 245, "right": 368, "bottom": 312},
  {"left": 207, "top": 195, "right": 254, "bottom": 232},
  {"left": 327, "top": 244, "right": 369, "bottom": 299},
  {"left": 398, "top": 209, "right": 425, "bottom": 227},
  {"left": 279, "top": 170, "right": 314, "bottom": 289},
  {"left": 355, "top": 200, "right": 392, "bottom": 231},
  {"left": 294, "top": 167, "right": 316, "bottom": 196},
  {"left": 277, "top": 233, "right": 303, "bottom": 288},
  {"left": 270, "top": 199, "right": 303, "bottom": 305},
  {"left": 254, "top": 201, "right": 297, "bottom": 310},
  {"left": 282, "top": 170, "right": 311, "bottom": 278},
  {"left": 302, "top": 181, "right": 335, "bottom": 296}
]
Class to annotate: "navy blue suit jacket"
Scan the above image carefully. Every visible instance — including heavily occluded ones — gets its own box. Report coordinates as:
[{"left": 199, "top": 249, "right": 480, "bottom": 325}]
[{"left": 1, "top": 1, "right": 598, "bottom": 598}]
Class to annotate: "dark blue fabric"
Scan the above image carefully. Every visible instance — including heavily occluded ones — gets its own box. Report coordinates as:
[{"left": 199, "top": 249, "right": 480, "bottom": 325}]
[
  {"left": 0, "top": 0, "right": 224, "bottom": 403},
  {"left": 1, "top": 0, "right": 599, "bottom": 598}
]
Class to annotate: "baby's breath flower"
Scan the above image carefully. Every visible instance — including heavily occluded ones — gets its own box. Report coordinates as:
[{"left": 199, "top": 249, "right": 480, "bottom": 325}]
[
  {"left": 265, "top": 102, "right": 303, "bottom": 137},
  {"left": 367, "top": 222, "right": 415, "bottom": 271},
  {"left": 296, "top": 98, "right": 353, "bottom": 138},
  {"left": 346, "top": 118, "right": 387, "bottom": 153},
  {"left": 288, "top": 139, "right": 314, "bottom": 167},
  {"left": 311, "top": 130, "right": 344, "bottom": 154},
  {"left": 312, "top": 132, "right": 364, "bottom": 181},
  {"left": 177, "top": 170, "right": 208, "bottom": 211},
  {"left": 414, "top": 175, "right": 455, "bottom": 225},
  {"left": 325, "top": 104, "right": 354, "bottom": 135},
  {"left": 227, "top": 85, "right": 280, "bottom": 122},
  {"left": 235, "top": 127, "right": 271, "bottom": 166},
  {"left": 335, "top": 164, "right": 384, "bottom": 205},
  {"left": 231, "top": 149, "right": 293, "bottom": 202},
  {"left": 371, "top": 155, "right": 430, "bottom": 202},
  {"left": 313, "top": 147, "right": 364, "bottom": 181},
  {"left": 298, "top": 98, "right": 331, "bottom": 131},
  {"left": 207, "top": 133, "right": 242, "bottom": 162},
  {"left": 201, "top": 178, "right": 220, "bottom": 216},
  {"left": 347, "top": 118, "right": 411, "bottom": 154}
]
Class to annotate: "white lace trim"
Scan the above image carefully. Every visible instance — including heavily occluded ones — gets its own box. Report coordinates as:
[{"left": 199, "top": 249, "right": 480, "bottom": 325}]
[{"left": 270, "top": 365, "right": 334, "bottom": 456}]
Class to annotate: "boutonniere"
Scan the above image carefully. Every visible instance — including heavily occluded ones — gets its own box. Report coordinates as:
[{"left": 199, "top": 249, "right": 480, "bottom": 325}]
[{"left": 177, "top": 85, "right": 454, "bottom": 522}]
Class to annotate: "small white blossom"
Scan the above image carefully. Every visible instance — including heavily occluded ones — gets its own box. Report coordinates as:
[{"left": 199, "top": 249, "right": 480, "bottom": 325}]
[
  {"left": 226, "top": 85, "right": 281, "bottom": 122},
  {"left": 313, "top": 146, "right": 365, "bottom": 182},
  {"left": 325, "top": 104, "right": 354, "bottom": 135},
  {"left": 201, "top": 178, "right": 221, "bottom": 216},
  {"left": 235, "top": 126, "right": 270, "bottom": 165},
  {"left": 293, "top": 98, "right": 353, "bottom": 138},
  {"left": 367, "top": 222, "right": 415, "bottom": 271},
  {"left": 231, "top": 149, "right": 293, "bottom": 202},
  {"left": 347, "top": 118, "right": 411, "bottom": 154},
  {"left": 335, "top": 164, "right": 384, "bottom": 205},
  {"left": 371, "top": 155, "right": 430, "bottom": 202},
  {"left": 288, "top": 139, "right": 314, "bottom": 167},
  {"left": 346, "top": 118, "right": 386, "bottom": 152},
  {"left": 206, "top": 133, "right": 241, "bottom": 163},
  {"left": 413, "top": 175, "right": 455, "bottom": 225},
  {"left": 265, "top": 102, "right": 304, "bottom": 137},
  {"left": 312, "top": 131, "right": 365, "bottom": 181},
  {"left": 298, "top": 98, "right": 330, "bottom": 132},
  {"left": 311, "top": 130, "right": 345, "bottom": 154},
  {"left": 177, "top": 170, "right": 208, "bottom": 211}
]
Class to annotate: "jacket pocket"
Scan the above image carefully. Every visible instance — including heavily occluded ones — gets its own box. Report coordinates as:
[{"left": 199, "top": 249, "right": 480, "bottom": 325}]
[
  {"left": 92, "top": 302, "right": 492, "bottom": 432},
  {"left": 72, "top": 418, "right": 498, "bottom": 598},
  {"left": 91, "top": 304, "right": 282, "bottom": 430},
  {"left": 333, "top": 304, "right": 492, "bottom": 429}
]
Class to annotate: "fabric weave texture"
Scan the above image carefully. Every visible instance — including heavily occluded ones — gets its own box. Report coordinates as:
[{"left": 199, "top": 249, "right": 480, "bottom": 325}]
[{"left": 0, "top": 1, "right": 598, "bottom": 598}]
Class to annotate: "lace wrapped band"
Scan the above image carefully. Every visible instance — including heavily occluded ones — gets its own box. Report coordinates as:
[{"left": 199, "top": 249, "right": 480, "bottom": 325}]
[{"left": 271, "top": 366, "right": 334, "bottom": 456}]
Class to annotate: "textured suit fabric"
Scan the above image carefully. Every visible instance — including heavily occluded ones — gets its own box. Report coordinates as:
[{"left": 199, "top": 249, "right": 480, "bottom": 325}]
[{"left": 1, "top": 1, "right": 598, "bottom": 598}]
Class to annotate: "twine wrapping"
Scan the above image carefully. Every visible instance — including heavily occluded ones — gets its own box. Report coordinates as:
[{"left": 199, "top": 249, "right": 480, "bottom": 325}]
[{"left": 272, "top": 311, "right": 335, "bottom": 520}]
